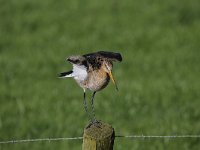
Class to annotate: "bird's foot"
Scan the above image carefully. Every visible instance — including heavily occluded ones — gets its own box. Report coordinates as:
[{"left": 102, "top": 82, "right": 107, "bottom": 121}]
[{"left": 86, "top": 119, "right": 102, "bottom": 129}]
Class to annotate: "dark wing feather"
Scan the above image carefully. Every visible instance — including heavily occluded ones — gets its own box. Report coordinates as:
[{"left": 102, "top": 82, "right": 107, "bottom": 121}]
[
  {"left": 97, "top": 51, "right": 122, "bottom": 62},
  {"left": 58, "top": 70, "right": 73, "bottom": 78},
  {"left": 83, "top": 51, "right": 122, "bottom": 62}
]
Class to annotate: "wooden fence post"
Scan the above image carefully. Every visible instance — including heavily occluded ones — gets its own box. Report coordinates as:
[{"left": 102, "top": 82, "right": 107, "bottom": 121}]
[{"left": 82, "top": 121, "right": 115, "bottom": 150}]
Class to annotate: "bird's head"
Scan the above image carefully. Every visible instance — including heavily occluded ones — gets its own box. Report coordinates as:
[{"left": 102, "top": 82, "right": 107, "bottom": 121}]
[{"left": 103, "top": 61, "right": 118, "bottom": 91}]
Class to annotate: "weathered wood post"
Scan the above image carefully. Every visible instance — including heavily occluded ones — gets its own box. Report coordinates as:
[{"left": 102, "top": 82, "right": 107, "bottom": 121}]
[{"left": 82, "top": 121, "right": 115, "bottom": 150}]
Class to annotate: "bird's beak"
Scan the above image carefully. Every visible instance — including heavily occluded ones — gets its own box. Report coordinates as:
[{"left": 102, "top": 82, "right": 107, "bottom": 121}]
[{"left": 108, "top": 71, "right": 118, "bottom": 91}]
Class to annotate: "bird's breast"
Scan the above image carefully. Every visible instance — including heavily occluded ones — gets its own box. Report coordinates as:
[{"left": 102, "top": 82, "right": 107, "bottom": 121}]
[
  {"left": 85, "top": 68, "right": 110, "bottom": 92},
  {"left": 72, "top": 64, "right": 110, "bottom": 92}
]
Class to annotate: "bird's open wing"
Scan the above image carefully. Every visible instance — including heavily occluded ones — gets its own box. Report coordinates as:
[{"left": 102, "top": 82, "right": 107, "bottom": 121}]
[
  {"left": 97, "top": 51, "right": 122, "bottom": 62},
  {"left": 83, "top": 51, "right": 122, "bottom": 62}
]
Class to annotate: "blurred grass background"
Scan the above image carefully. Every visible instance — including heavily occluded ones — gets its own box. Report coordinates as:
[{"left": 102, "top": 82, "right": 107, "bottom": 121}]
[{"left": 0, "top": 0, "right": 200, "bottom": 149}]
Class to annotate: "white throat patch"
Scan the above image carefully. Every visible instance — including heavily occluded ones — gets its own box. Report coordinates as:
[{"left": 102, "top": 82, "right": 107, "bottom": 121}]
[{"left": 72, "top": 65, "right": 87, "bottom": 81}]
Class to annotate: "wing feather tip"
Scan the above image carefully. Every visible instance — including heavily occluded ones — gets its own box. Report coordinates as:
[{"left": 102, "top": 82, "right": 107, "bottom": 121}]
[{"left": 58, "top": 71, "right": 73, "bottom": 78}]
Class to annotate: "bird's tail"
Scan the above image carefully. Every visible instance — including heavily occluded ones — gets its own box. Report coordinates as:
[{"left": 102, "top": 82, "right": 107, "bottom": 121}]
[{"left": 58, "top": 71, "right": 73, "bottom": 78}]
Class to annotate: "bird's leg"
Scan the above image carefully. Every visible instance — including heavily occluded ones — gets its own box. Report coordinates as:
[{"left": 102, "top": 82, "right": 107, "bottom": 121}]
[
  {"left": 83, "top": 92, "right": 92, "bottom": 121},
  {"left": 91, "top": 91, "right": 97, "bottom": 122},
  {"left": 85, "top": 92, "right": 101, "bottom": 129},
  {"left": 85, "top": 91, "right": 102, "bottom": 129}
]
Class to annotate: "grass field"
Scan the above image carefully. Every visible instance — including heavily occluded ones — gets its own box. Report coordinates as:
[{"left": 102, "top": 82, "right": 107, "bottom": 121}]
[{"left": 0, "top": 0, "right": 200, "bottom": 149}]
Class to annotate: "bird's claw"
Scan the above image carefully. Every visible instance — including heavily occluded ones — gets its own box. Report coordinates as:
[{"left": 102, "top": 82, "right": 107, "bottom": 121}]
[{"left": 86, "top": 119, "right": 102, "bottom": 129}]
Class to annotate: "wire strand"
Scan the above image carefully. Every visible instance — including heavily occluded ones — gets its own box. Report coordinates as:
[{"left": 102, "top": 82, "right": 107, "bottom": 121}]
[
  {"left": 116, "top": 135, "right": 200, "bottom": 138},
  {"left": 0, "top": 135, "right": 200, "bottom": 144},
  {"left": 0, "top": 137, "right": 83, "bottom": 144}
]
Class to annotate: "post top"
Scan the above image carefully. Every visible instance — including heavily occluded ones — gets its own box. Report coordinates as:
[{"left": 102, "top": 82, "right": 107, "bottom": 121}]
[{"left": 84, "top": 121, "right": 114, "bottom": 140}]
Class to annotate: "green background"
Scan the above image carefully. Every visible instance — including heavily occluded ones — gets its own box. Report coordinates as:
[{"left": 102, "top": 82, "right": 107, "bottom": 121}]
[{"left": 0, "top": 0, "right": 200, "bottom": 149}]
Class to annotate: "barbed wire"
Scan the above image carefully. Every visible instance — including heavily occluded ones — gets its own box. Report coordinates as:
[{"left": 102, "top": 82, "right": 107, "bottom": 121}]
[
  {"left": 0, "top": 137, "right": 83, "bottom": 144},
  {"left": 0, "top": 135, "right": 200, "bottom": 144},
  {"left": 116, "top": 135, "right": 200, "bottom": 138}
]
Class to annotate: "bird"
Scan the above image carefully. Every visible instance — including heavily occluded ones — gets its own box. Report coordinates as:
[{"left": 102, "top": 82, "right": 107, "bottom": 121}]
[{"left": 58, "top": 51, "right": 122, "bottom": 124}]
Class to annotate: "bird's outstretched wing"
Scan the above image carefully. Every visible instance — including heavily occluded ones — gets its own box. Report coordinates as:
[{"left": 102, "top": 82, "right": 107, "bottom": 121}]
[
  {"left": 83, "top": 51, "right": 122, "bottom": 62},
  {"left": 97, "top": 51, "right": 122, "bottom": 62}
]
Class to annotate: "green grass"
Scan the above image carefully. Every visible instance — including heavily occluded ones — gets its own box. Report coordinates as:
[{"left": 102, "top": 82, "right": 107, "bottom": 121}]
[{"left": 0, "top": 0, "right": 200, "bottom": 149}]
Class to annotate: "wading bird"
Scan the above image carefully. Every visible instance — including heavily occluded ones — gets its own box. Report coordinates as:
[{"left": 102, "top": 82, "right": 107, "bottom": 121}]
[{"left": 59, "top": 51, "right": 122, "bottom": 124}]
